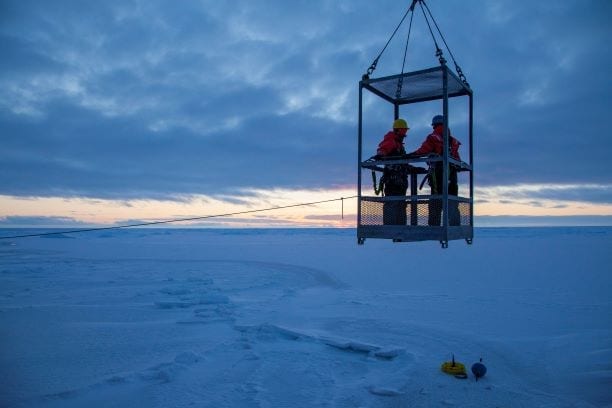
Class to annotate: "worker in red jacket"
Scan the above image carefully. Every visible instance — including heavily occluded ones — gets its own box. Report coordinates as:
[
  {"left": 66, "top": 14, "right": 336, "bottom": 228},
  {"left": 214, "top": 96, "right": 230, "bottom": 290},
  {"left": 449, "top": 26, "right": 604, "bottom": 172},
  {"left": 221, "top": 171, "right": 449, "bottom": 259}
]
[
  {"left": 408, "top": 115, "right": 461, "bottom": 226},
  {"left": 376, "top": 118, "right": 410, "bottom": 225}
]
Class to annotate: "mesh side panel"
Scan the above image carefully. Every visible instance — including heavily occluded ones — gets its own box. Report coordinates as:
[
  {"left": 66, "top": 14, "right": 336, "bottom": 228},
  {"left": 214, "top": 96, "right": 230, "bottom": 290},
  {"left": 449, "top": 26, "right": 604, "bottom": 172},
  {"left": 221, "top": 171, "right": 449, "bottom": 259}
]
[
  {"left": 458, "top": 201, "right": 472, "bottom": 226},
  {"left": 360, "top": 200, "right": 384, "bottom": 226},
  {"left": 360, "top": 198, "right": 472, "bottom": 226}
]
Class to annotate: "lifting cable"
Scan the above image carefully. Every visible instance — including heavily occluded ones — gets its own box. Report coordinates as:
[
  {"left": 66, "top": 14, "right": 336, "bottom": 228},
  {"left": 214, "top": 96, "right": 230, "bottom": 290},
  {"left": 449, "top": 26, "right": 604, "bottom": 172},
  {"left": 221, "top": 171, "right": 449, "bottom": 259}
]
[
  {"left": 363, "top": 0, "right": 469, "bottom": 87},
  {"left": 418, "top": 0, "right": 445, "bottom": 64},
  {"left": 395, "top": 6, "right": 415, "bottom": 99},
  {"left": 418, "top": 0, "right": 469, "bottom": 86},
  {"left": 0, "top": 195, "right": 358, "bottom": 240},
  {"left": 363, "top": 5, "right": 412, "bottom": 80}
]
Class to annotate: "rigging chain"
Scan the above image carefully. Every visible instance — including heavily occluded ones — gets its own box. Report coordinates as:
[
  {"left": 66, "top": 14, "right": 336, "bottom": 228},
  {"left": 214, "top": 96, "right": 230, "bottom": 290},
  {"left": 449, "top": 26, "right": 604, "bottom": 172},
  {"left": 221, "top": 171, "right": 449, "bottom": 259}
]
[
  {"left": 363, "top": 0, "right": 469, "bottom": 88},
  {"left": 420, "top": 0, "right": 470, "bottom": 86},
  {"left": 363, "top": 3, "right": 413, "bottom": 80}
]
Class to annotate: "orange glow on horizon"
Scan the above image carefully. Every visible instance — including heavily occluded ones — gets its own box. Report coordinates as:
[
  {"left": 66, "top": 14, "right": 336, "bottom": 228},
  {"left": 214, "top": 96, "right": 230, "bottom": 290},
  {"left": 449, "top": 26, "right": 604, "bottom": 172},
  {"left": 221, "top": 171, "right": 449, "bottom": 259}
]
[{"left": 1, "top": 183, "right": 611, "bottom": 227}]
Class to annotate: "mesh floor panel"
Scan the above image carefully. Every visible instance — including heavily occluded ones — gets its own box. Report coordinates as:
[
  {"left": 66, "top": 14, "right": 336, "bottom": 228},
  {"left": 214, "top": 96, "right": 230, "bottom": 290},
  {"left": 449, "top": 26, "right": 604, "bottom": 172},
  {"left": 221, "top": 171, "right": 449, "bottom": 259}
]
[{"left": 363, "top": 67, "right": 470, "bottom": 104}]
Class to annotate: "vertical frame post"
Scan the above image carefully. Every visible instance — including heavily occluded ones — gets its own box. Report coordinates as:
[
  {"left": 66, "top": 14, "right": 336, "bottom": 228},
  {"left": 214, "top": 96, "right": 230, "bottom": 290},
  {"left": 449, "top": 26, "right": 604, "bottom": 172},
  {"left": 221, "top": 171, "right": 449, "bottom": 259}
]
[
  {"left": 441, "top": 65, "right": 449, "bottom": 246},
  {"left": 357, "top": 82, "right": 364, "bottom": 243},
  {"left": 468, "top": 90, "right": 474, "bottom": 231}
]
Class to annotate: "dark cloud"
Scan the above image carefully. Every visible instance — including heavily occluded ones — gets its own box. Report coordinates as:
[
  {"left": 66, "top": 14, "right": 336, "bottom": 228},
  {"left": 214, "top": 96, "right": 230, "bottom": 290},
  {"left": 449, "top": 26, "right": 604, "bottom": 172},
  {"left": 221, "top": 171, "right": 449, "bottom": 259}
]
[
  {"left": 475, "top": 215, "right": 612, "bottom": 227},
  {"left": 0, "top": 215, "right": 86, "bottom": 226},
  {"left": 0, "top": 98, "right": 354, "bottom": 199},
  {"left": 504, "top": 185, "right": 612, "bottom": 205},
  {"left": 465, "top": 1, "right": 612, "bottom": 187},
  {"left": 1, "top": 0, "right": 610, "bottom": 205}
]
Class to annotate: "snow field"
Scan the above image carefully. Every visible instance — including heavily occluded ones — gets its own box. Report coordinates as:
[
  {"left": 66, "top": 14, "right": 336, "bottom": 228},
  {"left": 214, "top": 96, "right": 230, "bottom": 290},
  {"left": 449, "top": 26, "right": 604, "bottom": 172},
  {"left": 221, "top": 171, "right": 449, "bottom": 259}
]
[{"left": 0, "top": 227, "right": 610, "bottom": 407}]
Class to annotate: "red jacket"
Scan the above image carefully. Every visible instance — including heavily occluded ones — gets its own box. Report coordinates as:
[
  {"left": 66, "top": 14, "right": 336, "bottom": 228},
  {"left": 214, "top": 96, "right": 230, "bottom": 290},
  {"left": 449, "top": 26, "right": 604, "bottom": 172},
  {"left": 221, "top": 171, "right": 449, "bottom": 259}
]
[
  {"left": 377, "top": 131, "right": 406, "bottom": 156},
  {"left": 412, "top": 130, "right": 461, "bottom": 160}
]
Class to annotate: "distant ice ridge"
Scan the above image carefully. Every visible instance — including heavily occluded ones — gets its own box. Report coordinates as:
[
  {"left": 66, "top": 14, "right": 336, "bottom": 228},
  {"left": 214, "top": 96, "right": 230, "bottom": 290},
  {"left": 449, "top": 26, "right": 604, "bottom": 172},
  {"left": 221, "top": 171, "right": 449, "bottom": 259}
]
[
  {"left": 154, "top": 293, "right": 230, "bottom": 309},
  {"left": 235, "top": 322, "right": 406, "bottom": 360}
]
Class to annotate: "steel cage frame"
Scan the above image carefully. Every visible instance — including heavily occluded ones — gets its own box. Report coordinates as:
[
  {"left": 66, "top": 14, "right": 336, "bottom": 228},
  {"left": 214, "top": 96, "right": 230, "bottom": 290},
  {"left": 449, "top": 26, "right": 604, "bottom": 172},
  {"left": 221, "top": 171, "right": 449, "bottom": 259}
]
[{"left": 357, "top": 65, "right": 474, "bottom": 247}]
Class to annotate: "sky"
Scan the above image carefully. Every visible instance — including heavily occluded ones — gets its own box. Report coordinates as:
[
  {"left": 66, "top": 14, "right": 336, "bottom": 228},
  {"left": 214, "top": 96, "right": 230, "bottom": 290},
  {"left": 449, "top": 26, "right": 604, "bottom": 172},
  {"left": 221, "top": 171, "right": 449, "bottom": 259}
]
[{"left": 1, "top": 0, "right": 611, "bottom": 227}]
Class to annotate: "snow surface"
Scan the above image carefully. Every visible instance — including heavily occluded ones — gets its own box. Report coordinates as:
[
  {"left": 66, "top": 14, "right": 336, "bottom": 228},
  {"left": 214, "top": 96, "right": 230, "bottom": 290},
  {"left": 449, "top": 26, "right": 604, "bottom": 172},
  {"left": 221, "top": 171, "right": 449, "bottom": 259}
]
[{"left": 1, "top": 227, "right": 611, "bottom": 408}]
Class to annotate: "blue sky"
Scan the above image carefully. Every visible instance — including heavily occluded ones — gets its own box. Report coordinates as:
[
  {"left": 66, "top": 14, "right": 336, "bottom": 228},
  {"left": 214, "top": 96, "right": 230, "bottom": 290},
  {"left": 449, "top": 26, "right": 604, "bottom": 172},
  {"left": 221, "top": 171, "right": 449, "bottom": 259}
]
[{"left": 1, "top": 0, "right": 611, "bottom": 227}]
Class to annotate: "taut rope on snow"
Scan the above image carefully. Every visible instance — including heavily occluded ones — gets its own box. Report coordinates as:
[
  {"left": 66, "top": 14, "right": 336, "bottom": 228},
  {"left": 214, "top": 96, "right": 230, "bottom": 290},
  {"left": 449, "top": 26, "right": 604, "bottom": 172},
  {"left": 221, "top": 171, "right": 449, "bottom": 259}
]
[{"left": 0, "top": 195, "right": 358, "bottom": 240}]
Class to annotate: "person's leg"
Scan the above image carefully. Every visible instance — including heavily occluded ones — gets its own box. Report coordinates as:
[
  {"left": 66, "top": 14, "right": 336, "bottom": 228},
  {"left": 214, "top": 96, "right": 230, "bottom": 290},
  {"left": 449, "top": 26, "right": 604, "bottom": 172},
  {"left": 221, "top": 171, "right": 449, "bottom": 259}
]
[
  {"left": 384, "top": 184, "right": 407, "bottom": 225},
  {"left": 398, "top": 185, "right": 408, "bottom": 225},
  {"left": 428, "top": 167, "right": 442, "bottom": 226},
  {"left": 383, "top": 184, "right": 397, "bottom": 225},
  {"left": 448, "top": 170, "right": 460, "bottom": 226}
]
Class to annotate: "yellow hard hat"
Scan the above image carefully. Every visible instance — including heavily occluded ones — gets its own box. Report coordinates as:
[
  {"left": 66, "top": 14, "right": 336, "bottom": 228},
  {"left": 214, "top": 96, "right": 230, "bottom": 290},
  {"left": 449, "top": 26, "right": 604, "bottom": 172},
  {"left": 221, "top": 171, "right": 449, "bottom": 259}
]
[{"left": 393, "top": 118, "right": 409, "bottom": 129}]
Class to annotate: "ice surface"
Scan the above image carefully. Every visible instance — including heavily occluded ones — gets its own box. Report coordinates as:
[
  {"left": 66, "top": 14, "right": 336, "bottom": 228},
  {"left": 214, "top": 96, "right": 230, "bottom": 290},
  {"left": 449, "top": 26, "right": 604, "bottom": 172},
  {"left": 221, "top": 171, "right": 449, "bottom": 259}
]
[{"left": 0, "top": 227, "right": 611, "bottom": 407}]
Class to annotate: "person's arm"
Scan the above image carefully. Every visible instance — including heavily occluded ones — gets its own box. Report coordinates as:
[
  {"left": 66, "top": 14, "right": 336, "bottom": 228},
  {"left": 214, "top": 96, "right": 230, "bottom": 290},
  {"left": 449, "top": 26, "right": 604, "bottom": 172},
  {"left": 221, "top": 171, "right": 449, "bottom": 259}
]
[
  {"left": 451, "top": 137, "right": 461, "bottom": 161},
  {"left": 409, "top": 135, "right": 434, "bottom": 156},
  {"left": 376, "top": 134, "right": 396, "bottom": 156}
]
